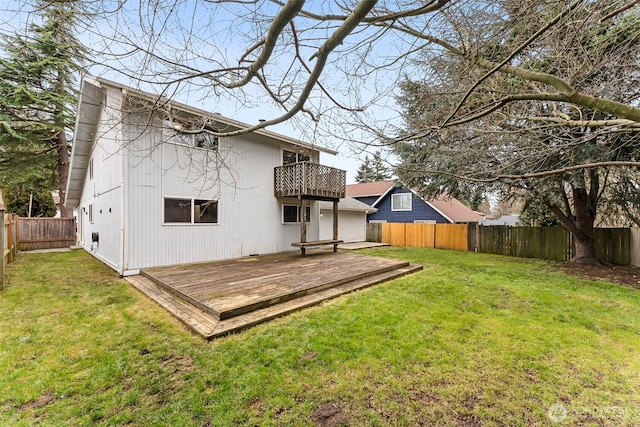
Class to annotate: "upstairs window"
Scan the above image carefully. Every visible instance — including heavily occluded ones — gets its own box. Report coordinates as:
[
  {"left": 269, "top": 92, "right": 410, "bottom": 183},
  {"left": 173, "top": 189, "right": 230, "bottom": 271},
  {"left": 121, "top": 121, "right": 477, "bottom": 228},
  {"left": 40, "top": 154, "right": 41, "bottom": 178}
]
[
  {"left": 282, "top": 149, "right": 310, "bottom": 165},
  {"left": 391, "top": 193, "right": 412, "bottom": 211},
  {"left": 164, "top": 119, "right": 218, "bottom": 150}
]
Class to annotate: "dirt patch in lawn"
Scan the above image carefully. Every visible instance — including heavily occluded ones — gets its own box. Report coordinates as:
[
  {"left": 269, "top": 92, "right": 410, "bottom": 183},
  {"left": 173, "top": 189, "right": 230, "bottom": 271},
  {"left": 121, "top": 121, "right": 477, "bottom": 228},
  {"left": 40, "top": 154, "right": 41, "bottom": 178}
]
[
  {"left": 18, "top": 392, "right": 55, "bottom": 412},
  {"left": 312, "top": 401, "right": 349, "bottom": 427},
  {"left": 560, "top": 263, "right": 640, "bottom": 290}
]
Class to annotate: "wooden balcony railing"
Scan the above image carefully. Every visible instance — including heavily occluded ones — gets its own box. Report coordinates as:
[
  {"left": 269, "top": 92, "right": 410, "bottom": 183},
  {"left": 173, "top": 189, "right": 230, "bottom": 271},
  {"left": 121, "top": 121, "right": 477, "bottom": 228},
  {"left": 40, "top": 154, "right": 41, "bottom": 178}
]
[{"left": 274, "top": 162, "right": 346, "bottom": 199}]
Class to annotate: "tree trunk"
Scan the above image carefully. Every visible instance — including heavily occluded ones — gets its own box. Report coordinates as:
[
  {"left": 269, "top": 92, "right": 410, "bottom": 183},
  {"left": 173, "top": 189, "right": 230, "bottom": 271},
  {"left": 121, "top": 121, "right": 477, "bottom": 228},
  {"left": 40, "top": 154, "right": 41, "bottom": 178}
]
[
  {"left": 569, "top": 189, "right": 600, "bottom": 265},
  {"left": 545, "top": 184, "right": 602, "bottom": 265},
  {"left": 57, "top": 131, "right": 73, "bottom": 218}
]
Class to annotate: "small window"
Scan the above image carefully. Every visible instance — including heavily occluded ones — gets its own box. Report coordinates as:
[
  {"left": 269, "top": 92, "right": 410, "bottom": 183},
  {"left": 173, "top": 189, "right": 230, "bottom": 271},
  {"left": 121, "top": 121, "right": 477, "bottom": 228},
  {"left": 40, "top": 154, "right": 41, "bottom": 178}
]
[
  {"left": 283, "top": 204, "right": 311, "bottom": 223},
  {"left": 164, "top": 119, "right": 218, "bottom": 150},
  {"left": 282, "top": 149, "right": 310, "bottom": 165},
  {"left": 194, "top": 199, "right": 218, "bottom": 223},
  {"left": 391, "top": 193, "right": 412, "bottom": 211},
  {"left": 298, "top": 152, "right": 310, "bottom": 162},
  {"left": 164, "top": 198, "right": 192, "bottom": 223},
  {"left": 283, "top": 150, "right": 297, "bottom": 165},
  {"left": 194, "top": 133, "right": 218, "bottom": 150},
  {"left": 89, "top": 158, "right": 94, "bottom": 180},
  {"left": 88, "top": 203, "right": 94, "bottom": 224}
]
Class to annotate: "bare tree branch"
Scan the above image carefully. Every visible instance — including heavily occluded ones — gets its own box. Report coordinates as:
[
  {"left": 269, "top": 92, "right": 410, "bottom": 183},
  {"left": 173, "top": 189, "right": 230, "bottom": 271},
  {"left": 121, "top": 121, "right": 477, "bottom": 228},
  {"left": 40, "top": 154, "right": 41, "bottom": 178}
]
[{"left": 400, "top": 162, "right": 640, "bottom": 184}]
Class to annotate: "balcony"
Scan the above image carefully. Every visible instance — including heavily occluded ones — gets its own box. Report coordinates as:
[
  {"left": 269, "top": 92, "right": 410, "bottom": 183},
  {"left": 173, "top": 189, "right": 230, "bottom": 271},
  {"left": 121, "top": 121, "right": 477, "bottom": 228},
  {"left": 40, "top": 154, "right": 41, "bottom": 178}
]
[{"left": 274, "top": 162, "right": 346, "bottom": 200}]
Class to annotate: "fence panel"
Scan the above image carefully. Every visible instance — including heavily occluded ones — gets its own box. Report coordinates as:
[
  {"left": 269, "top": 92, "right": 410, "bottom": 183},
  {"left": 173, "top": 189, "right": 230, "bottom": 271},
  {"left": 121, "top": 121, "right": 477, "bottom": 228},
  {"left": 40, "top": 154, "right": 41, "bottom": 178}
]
[
  {"left": 386, "top": 223, "right": 406, "bottom": 246},
  {"left": 366, "top": 223, "right": 382, "bottom": 243},
  {"left": 631, "top": 228, "right": 640, "bottom": 267},
  {"left": 1, "top": 212, "right": 19, "bottom": 290},
  {"left": 18, "top": 217, "right": 76, "bottom": 250},
  {"left": 435, "top": 224, "right": 467, "bottom": 251},
  {"left": 510, "top": 227, "right": 570, "bottom": 261},
  {"left": 405, "top": 223, "right": 436, "bottom": 248},
  {"left": 594, "top": 228, "right": 631, "bottom": 265},
  {"left": 479, "top": 226, "right": 511, "bottom": 256}
]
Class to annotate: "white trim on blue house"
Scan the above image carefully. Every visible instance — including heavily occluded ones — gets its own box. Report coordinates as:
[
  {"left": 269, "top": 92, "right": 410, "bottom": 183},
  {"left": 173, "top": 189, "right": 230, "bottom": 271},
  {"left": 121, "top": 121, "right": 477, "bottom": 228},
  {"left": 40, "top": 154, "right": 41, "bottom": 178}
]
[{"left": 368, "top": 183, "right": 455, "bottom": 223}]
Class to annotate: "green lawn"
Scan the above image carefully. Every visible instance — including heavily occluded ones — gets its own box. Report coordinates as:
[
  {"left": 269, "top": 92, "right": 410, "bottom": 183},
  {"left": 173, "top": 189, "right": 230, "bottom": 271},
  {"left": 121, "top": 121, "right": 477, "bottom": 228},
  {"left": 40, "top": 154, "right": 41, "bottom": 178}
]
[{"left": 1, "top": 248, "right": 639, "bottom": 426}]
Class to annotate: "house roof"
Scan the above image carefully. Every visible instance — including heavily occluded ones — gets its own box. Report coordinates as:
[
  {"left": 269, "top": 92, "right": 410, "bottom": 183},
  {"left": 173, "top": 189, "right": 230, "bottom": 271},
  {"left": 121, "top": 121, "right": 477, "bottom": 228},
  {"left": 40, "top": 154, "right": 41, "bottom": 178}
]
[
  {"left": 96, "top": 77, "right": 337, "bottom": 156},
  {"left": 346, "top": 180, "right": 395, "bottom": 198},
  {"left": 429, "top": 194, "right": 485, "bottom": 223},
  {"left": 346, "top": 180, "right": 484, "bottom": 223},
  {"left": 318, "top": 197, "right": 377, "bottom": 213},
  {"left": 482, "top": 214, "right": 520, "bottom": 226},
  {"left": 66, "top": 76, "right": 338, "bottom": 207}
]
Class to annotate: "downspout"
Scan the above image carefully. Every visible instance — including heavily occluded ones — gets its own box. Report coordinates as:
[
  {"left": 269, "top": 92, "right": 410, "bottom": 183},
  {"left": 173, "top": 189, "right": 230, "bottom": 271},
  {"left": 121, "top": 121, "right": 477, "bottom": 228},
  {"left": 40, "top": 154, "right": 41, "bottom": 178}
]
[{"left": 120, "top": 87, "right": 128, "bottom": 276}]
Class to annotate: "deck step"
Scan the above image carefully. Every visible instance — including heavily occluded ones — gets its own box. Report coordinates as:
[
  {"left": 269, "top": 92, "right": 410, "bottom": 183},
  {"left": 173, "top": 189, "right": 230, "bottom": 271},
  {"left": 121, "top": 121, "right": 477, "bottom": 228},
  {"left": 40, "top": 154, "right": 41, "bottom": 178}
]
[
  {"left": 214, "top": 261, "right": 409, "bottom": 320},
  {"left": 206, "top": 263, "right": 423, "bottom": 338},
  {"left": 127, "top": 263, "right": 422, "bottom": 339},
  {"left": 125, "top": 275, "right": 219, "bottom": 337}
]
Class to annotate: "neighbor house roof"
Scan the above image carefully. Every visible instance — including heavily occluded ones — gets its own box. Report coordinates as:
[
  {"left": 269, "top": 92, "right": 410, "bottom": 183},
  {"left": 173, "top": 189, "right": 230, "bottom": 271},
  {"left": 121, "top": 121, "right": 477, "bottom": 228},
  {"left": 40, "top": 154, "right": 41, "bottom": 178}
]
[
  {"left": 346, "top": 180, "right": 484, "bottom": 223},
  {"left": 482, "top": 214, "right": 520, "bottom": 226},
  {"left": 346, "top": 180, "right": 395, "bottom": 198},
  {"left": 66, "top": 76, "right": 338, "bottom": 207},
  {"left": 318, "top": 197, "right": 377, "bottom": 213},
  {"left": 429, "top": 194, "right": 485, "bottom": 223}
]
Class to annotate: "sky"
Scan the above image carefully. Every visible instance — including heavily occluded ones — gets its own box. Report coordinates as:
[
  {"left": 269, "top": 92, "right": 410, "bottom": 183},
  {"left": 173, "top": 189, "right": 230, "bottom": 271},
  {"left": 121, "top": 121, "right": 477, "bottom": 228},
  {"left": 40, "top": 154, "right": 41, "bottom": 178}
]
[{"left": 0, "top": 1, "right": 415, "bottom": 183}]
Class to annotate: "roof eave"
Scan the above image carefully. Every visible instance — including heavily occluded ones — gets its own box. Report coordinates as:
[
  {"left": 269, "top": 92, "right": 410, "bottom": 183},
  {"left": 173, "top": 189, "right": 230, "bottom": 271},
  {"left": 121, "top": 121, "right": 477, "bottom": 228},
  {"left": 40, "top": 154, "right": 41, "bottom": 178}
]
[
  {"left": 65, "top": 78, "right": 104, "bottom": 207},
  {"left": 96, "top": 77, "right": 337, "bottom": 156}
]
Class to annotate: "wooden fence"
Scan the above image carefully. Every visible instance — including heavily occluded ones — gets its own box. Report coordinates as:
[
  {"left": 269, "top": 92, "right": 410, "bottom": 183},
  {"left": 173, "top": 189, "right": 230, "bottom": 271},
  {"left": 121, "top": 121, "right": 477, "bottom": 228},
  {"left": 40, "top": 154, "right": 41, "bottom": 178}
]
[
  {"left": 1, "top": 211, "right": 19, "bottom": 290},
  {"left": 367, "top": 222, "right": 639, "bottom": 266},
  {"left": 17, "top": 217, "right": 76, "bottom": 250},
  {"left": 368, "top": 222, "right": 469, "bottom": 252}
]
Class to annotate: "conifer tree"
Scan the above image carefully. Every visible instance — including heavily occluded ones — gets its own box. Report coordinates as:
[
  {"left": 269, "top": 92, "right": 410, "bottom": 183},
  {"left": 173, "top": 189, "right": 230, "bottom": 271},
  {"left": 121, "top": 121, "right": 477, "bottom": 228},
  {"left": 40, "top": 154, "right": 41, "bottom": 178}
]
[{"left": 0, "top": 1, "right": 85, "bottom": 217}]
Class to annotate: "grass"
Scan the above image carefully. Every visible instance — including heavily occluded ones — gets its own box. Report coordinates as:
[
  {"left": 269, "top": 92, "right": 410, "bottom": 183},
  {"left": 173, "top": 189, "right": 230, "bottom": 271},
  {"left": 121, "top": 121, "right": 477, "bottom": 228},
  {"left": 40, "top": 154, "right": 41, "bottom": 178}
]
[{"left": 1, "top": 247, "right": 639, "bottom": 426}]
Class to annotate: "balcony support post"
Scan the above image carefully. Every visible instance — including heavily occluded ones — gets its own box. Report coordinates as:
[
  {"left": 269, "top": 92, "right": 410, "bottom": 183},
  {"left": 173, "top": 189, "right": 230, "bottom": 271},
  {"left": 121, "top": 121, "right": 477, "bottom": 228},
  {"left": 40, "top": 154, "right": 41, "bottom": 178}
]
[
  {"left": 333, "top": 200, "right": 338, "bottom": 242},
  {"left": 300, "top": 197, "right": 307, "bottom": 244}
]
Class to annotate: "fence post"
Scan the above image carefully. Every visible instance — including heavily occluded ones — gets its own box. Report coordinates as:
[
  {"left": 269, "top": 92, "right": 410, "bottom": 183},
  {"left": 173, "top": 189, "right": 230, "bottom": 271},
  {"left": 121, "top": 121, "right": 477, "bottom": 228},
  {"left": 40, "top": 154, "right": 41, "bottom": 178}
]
[
  {"left": 13, "top": 215, "right": 18, "bottom": 259},
  {"left": 1, "top": 210, "right": 5, "bottom": 291}
]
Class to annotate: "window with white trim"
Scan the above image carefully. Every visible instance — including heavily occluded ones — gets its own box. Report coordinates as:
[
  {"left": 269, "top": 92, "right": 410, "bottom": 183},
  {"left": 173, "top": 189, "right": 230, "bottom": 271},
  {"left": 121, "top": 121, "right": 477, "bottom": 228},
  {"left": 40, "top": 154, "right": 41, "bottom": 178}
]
[
  {"left": 282, "top": 149, "right": 310, "bottom": 165},
  {"left": 164, "top": 197, "right": 218, "bottom": 224},
  {"left": 163, "top": 119, "right": 218, "bottom": 150},
  {"left": 88, "top": 203, "right": 94, "bottom": 224},
  {"left": 391, "top": 193, "right": 412, "bottom": 211},
  {"left": 283, "top": 204, "right": 311, "bottom": 223}
]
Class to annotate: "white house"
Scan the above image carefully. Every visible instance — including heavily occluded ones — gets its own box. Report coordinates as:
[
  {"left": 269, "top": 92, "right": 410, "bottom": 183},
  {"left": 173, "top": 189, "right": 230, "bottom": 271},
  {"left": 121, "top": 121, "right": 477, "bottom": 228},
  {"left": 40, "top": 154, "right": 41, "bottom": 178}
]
[
  {"left": 65, "top": 76, "right": 345, "bottom": 276},
  {"left": 319, "top": 197, "right": 377, "bottom": 242}
]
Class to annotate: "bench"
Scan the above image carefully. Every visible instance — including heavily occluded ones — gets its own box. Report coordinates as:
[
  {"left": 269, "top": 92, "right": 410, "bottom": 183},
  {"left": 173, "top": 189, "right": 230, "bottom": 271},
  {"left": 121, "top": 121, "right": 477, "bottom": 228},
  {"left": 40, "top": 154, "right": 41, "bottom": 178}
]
[{"left": 291, "top": 239, "right": 344, "bottom": 255}]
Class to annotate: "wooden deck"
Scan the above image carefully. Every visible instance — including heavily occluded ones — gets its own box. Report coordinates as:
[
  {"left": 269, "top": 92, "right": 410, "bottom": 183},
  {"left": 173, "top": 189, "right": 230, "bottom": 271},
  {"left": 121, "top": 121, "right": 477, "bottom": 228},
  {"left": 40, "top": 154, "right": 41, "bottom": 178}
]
[{"left": 126, "top": 251, "right": 421, "bottom": 339}]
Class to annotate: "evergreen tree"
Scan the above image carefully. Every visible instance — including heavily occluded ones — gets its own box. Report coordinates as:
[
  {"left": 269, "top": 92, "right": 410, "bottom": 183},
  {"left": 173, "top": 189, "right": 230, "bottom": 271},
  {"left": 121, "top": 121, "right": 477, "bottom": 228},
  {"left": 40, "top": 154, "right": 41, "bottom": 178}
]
[
  {"left": 0, "top": 0, "right": 86, "bottom": 217},
  {"left": 2, "top": 185, "right": 57, "bottom": 217},
  {"left": 354, "top": 156, "right": 374, "bottom": 183},
  {"left": 517, "top": 200, "right": 562, "bottom": 227},
  {"left": 354, "top": 151, "right": 391, "bottom": 183}
]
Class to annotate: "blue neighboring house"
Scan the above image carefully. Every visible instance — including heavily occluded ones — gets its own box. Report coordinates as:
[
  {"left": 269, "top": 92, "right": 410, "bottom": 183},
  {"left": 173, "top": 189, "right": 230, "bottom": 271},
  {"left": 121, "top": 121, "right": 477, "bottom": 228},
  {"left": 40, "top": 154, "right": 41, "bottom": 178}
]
[{"left": 346, "top": 180, "right": 485, "bottom": 224}]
